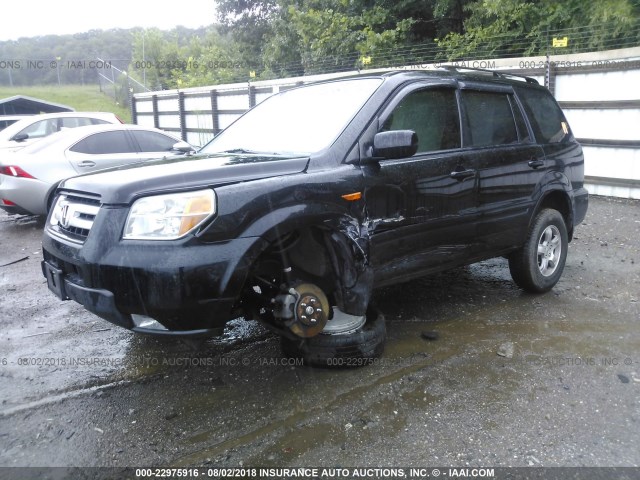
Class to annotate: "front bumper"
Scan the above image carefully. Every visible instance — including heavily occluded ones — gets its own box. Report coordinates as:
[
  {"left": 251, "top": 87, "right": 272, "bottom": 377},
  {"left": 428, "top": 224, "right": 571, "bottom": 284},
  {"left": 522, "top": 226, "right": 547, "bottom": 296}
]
[
  {"left": 42, "top": 265, "right": 225, "bottom": 337},
  {"left": 42, "top": 211, "right": 267, "bottom": 336}
]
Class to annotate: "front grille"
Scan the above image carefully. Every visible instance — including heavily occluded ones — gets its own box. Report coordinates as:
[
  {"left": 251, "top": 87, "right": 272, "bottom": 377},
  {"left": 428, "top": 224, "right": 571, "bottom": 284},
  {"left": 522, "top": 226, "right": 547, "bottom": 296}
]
[{"left": 48, "top": 193, "right": 101, "bottom": 243}]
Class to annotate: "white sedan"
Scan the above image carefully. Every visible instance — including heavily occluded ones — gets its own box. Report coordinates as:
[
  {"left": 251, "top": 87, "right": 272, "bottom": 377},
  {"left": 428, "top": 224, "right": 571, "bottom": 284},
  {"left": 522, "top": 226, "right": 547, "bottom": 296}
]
[
  {"left": 0, "top": 111, "right": 122, "bottom": 152},
  {"left": 0, "top": 124, "right": 194, "bottom": 216}
]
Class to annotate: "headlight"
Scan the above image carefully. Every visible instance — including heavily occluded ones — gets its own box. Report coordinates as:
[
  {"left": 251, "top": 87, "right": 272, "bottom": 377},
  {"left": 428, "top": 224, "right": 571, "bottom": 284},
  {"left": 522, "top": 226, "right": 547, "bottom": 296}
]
[{"left": 123, "top": 189, "right": 215, "bottom": 240}]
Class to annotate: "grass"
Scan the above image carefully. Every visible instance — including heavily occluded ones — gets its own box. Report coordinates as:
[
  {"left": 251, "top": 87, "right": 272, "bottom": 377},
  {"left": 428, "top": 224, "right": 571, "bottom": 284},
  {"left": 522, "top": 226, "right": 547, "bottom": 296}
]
[{"left": 0, "top": 84, "right": 132, "bottom": 123}]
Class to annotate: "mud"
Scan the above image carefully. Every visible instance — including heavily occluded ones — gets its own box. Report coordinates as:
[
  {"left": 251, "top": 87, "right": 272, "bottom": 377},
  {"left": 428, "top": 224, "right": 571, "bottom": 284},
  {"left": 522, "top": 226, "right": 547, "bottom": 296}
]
[{"left": 0, "top": 195, "right": 638, "bottom": 469}]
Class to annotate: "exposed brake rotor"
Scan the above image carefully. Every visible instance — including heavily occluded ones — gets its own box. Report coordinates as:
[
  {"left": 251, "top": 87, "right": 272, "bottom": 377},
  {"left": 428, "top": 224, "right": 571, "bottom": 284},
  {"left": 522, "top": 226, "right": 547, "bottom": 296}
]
[{"left": 274, "top": 283, "right": 330, "bottom": 338}]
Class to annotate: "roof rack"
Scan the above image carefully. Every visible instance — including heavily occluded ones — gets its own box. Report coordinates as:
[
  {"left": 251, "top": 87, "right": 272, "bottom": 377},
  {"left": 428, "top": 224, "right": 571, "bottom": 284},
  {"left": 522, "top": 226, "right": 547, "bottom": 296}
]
[{"left": 438, "top": 65, "right": 539, "bottom": 85}]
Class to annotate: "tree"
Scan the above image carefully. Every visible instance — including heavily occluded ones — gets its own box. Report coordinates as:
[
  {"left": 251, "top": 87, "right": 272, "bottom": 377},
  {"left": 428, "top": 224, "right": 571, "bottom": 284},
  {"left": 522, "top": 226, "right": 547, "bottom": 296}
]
[
  {"left": 436, "top": 0, "right": 640, "bottom": 60},
  {"left": 217, "top": 0, "right": 473, "bottom": 76},
  {"left": 261, "top": 0, "right": 418, "bottom": 74}
]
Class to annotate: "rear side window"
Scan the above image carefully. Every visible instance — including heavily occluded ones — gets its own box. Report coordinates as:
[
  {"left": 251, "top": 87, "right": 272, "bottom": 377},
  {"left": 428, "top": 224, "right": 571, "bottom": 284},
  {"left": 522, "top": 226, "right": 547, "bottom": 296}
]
[
  {"left": 516, "top": 87, "right": 569, "bottom": 143},
  {"left": 381, "top": 88, "right": 460, "bottom": 153},
  {"left": 462, "top": 91, "right": 518, "bottom": 147},
  {"left": 60, "top": 117, "right": 94, "bottom": 128},
  {"left": 130, "top": 130, "right": 177, "bottom": 152},
  {"left": 70, "top": 131, "right": 134, "bottom": 154}
]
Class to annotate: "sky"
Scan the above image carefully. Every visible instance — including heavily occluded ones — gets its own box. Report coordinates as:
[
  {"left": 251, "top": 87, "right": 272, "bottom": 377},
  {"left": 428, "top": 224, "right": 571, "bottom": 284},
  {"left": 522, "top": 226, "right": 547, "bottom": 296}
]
[{"left": 0, "top": 0, "right": 217, "bottom": 41}]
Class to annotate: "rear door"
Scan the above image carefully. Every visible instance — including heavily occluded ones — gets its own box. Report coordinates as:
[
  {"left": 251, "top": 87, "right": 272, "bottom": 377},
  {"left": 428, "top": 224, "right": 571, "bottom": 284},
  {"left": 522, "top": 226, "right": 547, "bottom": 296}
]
[
  {"left": 65, "top": 130, "right": 140, "bottom": 173},
  {"left": 458, "top": 83, "right": 546, "bottom": 253},
  {"left": 361, "top": 83, "right": 480, "bottom": 286}
]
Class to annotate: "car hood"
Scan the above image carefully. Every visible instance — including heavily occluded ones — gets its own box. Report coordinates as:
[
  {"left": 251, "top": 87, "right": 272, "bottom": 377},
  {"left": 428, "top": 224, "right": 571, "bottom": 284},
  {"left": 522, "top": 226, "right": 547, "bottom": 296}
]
[
  {"left": 0, "top": 143, "right": 27, "bottom": 153},
  {"left": 59, "top": 153, "right": 310, "bottom": 204}
]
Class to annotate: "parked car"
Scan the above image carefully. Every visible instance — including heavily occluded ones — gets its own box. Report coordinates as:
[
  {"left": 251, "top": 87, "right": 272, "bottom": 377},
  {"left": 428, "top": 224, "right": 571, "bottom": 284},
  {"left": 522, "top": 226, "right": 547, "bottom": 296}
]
[
  {"left": 42, "top": 69, "right": 588, "bottom": 366},
  {"left": 0, "top": 111, "right": 122, "bottom": 152},
  {"left": 0, "top": 115, "right": 30, "bottom": 132},
  {"left": 0, "top": 124, "right": 193, "bottom": 215}
]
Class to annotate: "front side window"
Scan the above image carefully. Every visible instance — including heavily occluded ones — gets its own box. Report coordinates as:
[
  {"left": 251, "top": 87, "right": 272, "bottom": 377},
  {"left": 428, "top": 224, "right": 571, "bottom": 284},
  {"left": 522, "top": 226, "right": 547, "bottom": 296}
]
[
  {"left": 381, "top": 88, "right": 461, "bottom": 153},
  {"left": 131, "top": 130, "right": 177, "bottom": 152},
  {"left": 462, "top": 91, "right": 519, "bottom": 147},
  {"left": 200, "top": 78, "right": 382, "bottom": 156},
  {"left": 19, "top": 119, "right": 57, "bottom": 139}
]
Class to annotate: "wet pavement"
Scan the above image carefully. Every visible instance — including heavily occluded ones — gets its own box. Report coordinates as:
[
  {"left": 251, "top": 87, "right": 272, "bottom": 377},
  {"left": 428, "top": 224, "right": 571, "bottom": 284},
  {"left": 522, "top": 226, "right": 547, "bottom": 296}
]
[{"left": 0, "top": 195, "right": 639, "bottom": 469}]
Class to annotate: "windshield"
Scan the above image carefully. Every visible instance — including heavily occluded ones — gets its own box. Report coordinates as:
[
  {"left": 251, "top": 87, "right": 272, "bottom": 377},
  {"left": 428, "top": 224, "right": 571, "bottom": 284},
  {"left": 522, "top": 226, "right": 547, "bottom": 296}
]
[{"left": 200, "top": 78, "right": 382, "bottom": 156}]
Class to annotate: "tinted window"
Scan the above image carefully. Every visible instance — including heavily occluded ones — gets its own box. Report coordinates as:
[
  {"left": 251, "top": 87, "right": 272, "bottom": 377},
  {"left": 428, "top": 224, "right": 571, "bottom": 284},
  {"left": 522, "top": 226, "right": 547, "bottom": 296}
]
[
  {"left": 91, "top": 118, "right": 110, "bottom": 125},
  {"left": 19, "top": 119, "right": 58, "bottom": 139},
  {"left": 516, "top": 87, "right": 569, "bottom": 143},
  {"left": 70, "top": 131, "right": 133, "bottom": 154},
  {"left": 0, "top": 119, "right": 18, "bottom": 130},
  {"left": 382, "top": 88, "right": 460, "bottom": 153},
  {"left": 462, "top": 91, "right": 518, "bottom": 147},
  {"left": 131, "top": 130, "right": 177, "bottom": 152},
  {"left": 60, "top": 117, "right": 94, "bottom": 128},
  {"left": 509, "top": 96, "right": 532, "bottom": 143}
]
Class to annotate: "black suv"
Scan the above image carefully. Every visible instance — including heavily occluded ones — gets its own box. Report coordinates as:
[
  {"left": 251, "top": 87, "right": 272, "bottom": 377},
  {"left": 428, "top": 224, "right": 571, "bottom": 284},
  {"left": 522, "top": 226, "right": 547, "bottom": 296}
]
[{"left": 42, "top": 69, "right": 588, "bottom": 365}]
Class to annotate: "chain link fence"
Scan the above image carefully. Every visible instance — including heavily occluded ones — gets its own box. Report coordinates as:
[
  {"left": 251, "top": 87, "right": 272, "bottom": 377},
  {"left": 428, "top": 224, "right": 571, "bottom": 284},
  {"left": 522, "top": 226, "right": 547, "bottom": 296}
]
[{"left": 96, "top": 59, "right": 150, "bottom": 109}]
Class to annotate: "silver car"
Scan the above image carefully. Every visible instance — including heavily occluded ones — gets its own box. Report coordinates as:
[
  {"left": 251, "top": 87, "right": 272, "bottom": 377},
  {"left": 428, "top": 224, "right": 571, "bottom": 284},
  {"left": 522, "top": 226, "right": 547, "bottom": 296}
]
[
  {"left": 0, "top": 124, "right": 193, "bottom": 215},
  {"left": 0, "top": 112, "right": 122, "bottom": 152}
]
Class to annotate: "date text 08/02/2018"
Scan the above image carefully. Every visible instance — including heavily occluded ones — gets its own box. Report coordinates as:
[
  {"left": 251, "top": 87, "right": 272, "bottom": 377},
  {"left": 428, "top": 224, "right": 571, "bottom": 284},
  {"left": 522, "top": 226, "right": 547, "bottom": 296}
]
[{"left": 134, "top": 467, "right": 496, "bottom": 478}]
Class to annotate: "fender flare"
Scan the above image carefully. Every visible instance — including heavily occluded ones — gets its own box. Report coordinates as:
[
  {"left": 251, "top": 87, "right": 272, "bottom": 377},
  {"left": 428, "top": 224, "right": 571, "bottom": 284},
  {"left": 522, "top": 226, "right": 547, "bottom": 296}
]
[{"left": 529, "top": 171, "right": 574, "bottom": 234}]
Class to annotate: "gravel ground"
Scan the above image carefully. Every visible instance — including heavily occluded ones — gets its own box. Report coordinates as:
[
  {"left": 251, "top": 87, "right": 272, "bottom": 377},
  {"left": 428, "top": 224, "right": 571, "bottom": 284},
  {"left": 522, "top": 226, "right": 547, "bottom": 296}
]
[{"left": 0, "top": 195, "right": 638, "bottom": 473}]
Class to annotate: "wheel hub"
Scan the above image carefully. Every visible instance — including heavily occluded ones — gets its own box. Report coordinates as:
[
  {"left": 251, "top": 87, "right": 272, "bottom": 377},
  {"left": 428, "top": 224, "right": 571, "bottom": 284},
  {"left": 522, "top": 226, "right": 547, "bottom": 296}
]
[
  {"left": 296, "top": 295, "right": 324, "bottom": 326},
  {"left": 537, "top": 225, "right": 561, "bottom": 277},
  {"left": 274, "top": 283, "right": 330, "bottom": 338}
]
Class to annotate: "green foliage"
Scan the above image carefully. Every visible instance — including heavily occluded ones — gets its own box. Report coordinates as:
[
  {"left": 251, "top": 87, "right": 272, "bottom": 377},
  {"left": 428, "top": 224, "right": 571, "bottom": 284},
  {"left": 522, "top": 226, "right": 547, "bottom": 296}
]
[
  {"left": 223, "top": 0, "right": 472, "bottom": 77},
  {"left": 437, "top": 0, "right": 640, "bottom": 60}
]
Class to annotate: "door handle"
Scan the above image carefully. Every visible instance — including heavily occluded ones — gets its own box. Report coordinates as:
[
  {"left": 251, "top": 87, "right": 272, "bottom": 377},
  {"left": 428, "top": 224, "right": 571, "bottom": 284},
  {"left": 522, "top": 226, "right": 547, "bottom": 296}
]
[
  {"left": 528, "top": 159, "right": 544, "bottom": 169},
  {"left": 450, "top": 169, "right": 476, "bottom": 180},
  {"left": 77, "top": 161, "right": 96, "bottom": 168}
]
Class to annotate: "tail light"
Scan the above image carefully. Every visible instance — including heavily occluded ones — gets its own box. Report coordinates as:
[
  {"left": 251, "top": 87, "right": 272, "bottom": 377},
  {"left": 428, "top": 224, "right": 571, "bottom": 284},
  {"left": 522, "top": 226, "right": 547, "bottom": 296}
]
[{"left": 0, "top": 166, "right": 35, "bottom": 179}]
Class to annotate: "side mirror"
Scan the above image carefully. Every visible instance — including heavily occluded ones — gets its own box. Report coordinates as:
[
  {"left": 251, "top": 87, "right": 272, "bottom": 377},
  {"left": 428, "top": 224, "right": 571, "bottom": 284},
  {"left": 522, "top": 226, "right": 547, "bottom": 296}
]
[
  {"left": 12, "top": 133, "right": 29, "bottom": 142},
  {"left": 372, "top": 130, "right": 418, "bottom": 159},
  {"left": 172, "top": 141, "right": 195, "bottom": 154}
]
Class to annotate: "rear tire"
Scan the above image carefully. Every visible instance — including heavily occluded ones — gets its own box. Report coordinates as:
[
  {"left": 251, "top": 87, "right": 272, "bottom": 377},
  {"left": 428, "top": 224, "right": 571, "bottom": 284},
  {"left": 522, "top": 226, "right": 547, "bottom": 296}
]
[
  {"left": 509, "top": 208, "right": 568, "bottom": 293},
  {"left": 280, "top": 306, "right": 386, "bottom": 368}
]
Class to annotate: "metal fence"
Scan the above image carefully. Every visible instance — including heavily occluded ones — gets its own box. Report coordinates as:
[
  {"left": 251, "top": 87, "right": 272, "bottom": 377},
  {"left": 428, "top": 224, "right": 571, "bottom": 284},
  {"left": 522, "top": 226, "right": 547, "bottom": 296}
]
[
  {"left": 132, "top": 81, "right": 307, "bottom": 147},
  {"left": 97, "top": 59, "right": 150, "bottom": 109}
]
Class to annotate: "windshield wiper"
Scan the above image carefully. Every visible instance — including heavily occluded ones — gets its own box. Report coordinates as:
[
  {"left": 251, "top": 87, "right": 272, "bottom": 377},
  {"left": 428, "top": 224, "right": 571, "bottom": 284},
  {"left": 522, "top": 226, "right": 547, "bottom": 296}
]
[
  {"left": 218, "top": 148, "right": 291, "bottom": 156},
  {"left": 212, "top": 148, "right": 308, "bottom": 157}
]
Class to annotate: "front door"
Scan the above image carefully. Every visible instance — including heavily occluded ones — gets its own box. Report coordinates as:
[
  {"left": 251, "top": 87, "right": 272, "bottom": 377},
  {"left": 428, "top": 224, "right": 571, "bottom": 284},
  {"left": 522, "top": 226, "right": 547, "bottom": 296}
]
[{"left": 361, "top": 84, "right": 479, "bottom": 286}]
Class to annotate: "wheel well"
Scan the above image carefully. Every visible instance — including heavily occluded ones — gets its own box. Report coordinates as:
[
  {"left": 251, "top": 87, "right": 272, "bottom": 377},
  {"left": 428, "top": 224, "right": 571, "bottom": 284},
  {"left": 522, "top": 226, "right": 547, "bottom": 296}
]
[
  {"left": 246, "top": 223, "right": 370, "bottom": 315},
  {"left": 537, "top": 191, "right": 573, "bottom": 240},
  {"left": 249, "top": 225, "right": 337, "bottom": 297}
]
